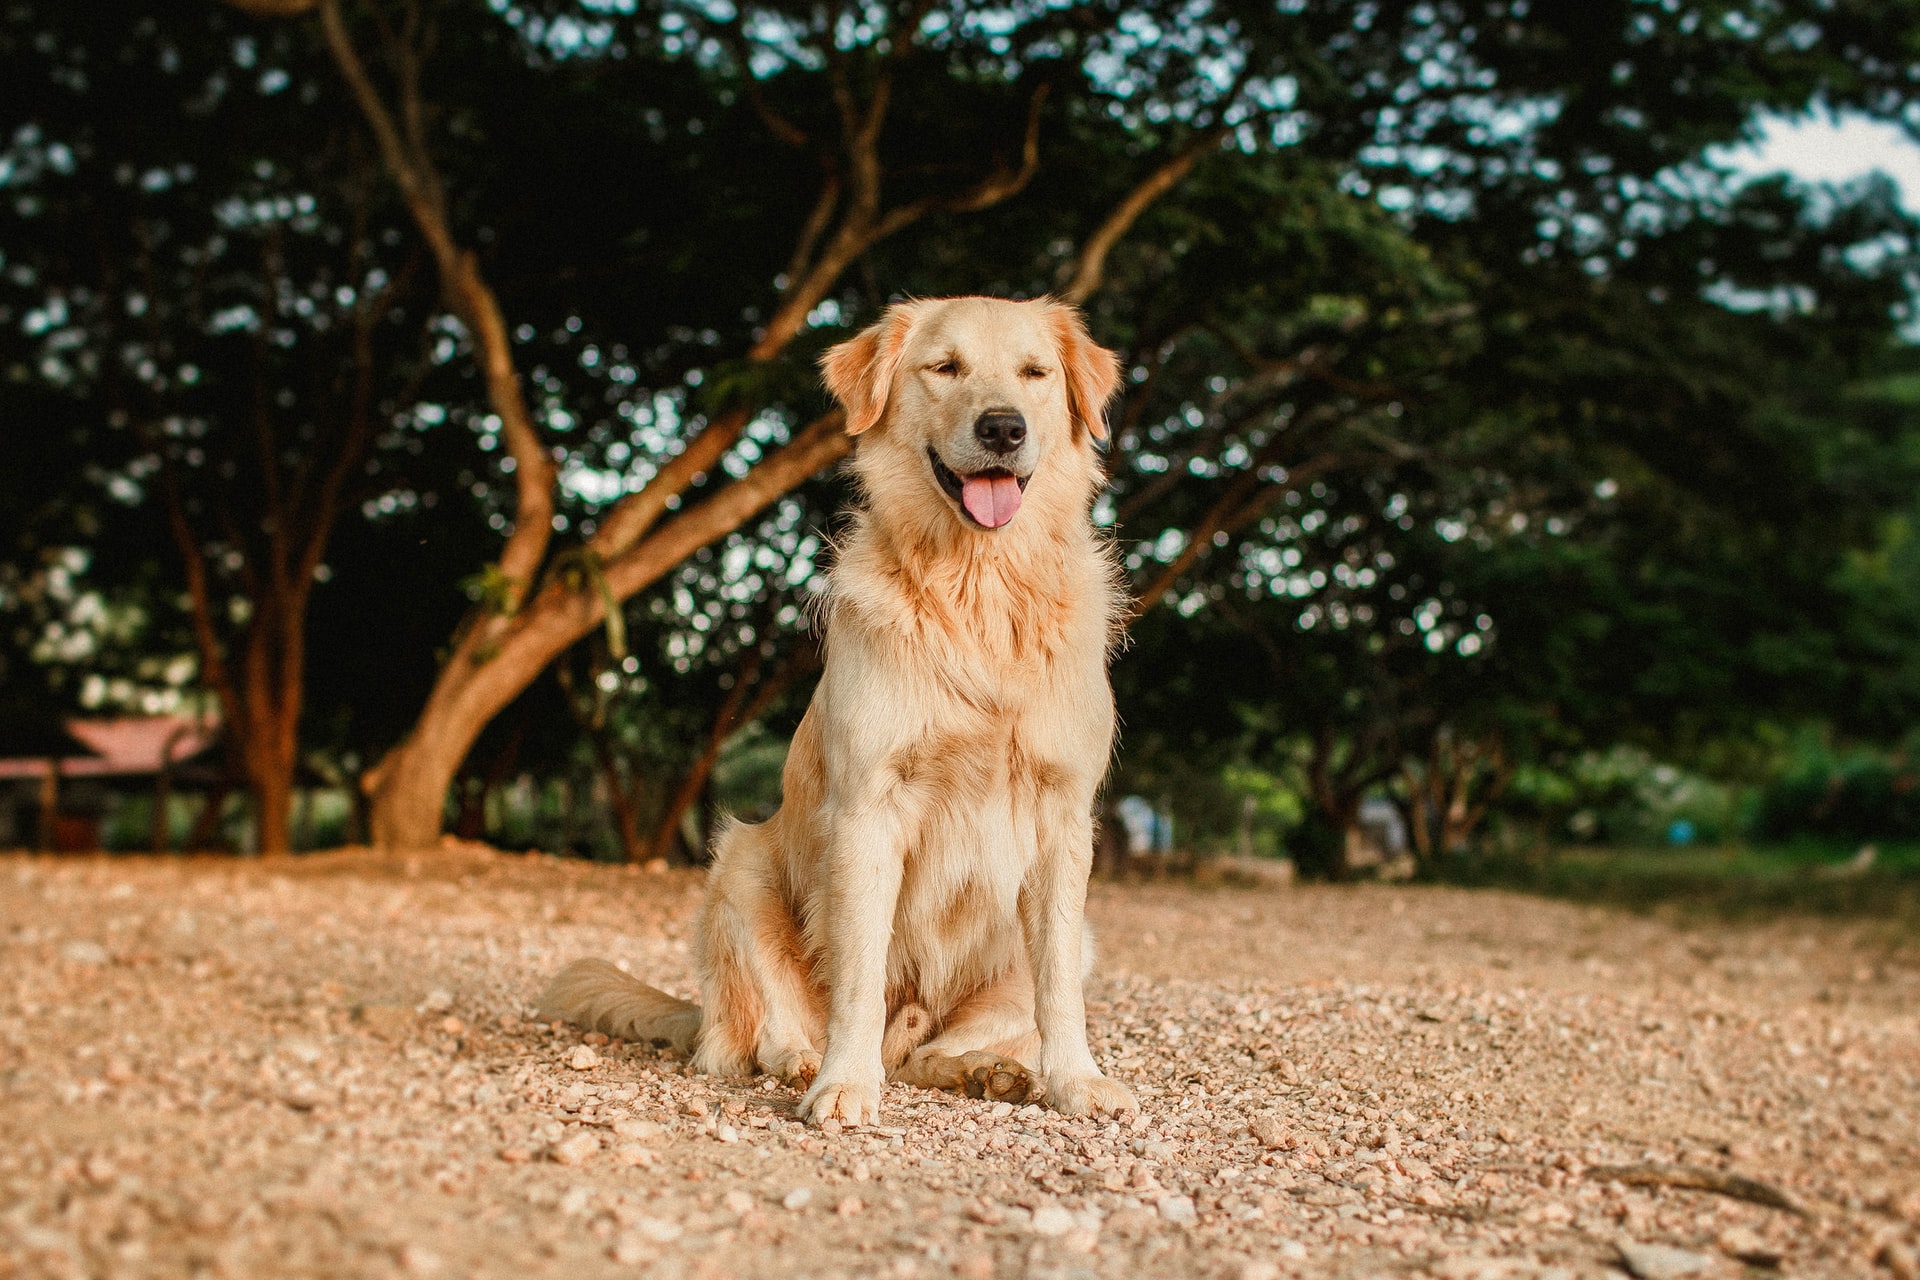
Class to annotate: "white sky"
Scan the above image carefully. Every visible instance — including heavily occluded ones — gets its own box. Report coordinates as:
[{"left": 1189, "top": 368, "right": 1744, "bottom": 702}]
[{"left": 1714, "top": 111, "right": 1920, "bottom": 215}]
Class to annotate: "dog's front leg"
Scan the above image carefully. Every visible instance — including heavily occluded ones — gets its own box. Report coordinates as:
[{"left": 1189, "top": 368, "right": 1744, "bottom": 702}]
[
  {"left": 799, "top": 799, "right": 905, "bottom": 1126},
  {"left": 1022, "top": 797, "right": 1137, "bottom": 1118}
]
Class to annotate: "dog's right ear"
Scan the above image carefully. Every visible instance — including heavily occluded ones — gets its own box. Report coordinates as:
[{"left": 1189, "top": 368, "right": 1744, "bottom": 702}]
[{"left": 820, "top": 304, "right": 917, "bottom": 437}]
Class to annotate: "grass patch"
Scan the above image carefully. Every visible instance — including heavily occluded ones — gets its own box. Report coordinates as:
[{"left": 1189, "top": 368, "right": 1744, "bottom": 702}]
[{"left": 1439, "top": 840, "right": 1920, "bottom": 927}]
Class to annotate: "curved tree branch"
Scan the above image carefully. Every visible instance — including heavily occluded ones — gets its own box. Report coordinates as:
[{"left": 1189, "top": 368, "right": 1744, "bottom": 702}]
[
  {"left": 316, "top": 0, "right": 555, "bottom": 611},
  {"left": 1059, "top": 126, "right": 1226, "bottom": 305}
]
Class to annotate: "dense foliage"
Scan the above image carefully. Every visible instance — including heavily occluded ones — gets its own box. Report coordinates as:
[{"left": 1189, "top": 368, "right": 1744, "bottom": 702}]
[{"left": 4, "top": 0, "right": 1919, "bottom": 866}]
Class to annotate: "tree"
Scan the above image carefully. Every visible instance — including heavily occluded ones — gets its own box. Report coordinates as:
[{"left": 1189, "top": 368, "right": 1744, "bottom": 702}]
[
  {"left": 1115, "top": 166, "right": 1920, "bottom": 875},
  {"left": 11, "top": 0, "right": 1920, "bottom": 860},
  {"left": 0, "top": 2, "right": 484, "bottom": 851},
  {"left": 208, "top": 0, "right": 1285, "bottom": 848}
]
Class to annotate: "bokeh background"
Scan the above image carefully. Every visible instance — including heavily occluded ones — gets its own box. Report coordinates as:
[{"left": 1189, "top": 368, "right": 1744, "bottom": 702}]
[{"left": 6, "top": 0, "right": 1920, "bottom": 921}]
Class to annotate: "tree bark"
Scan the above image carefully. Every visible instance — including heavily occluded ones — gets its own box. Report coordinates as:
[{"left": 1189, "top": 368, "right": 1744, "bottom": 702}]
[
  {"left": 297, "top": 0, "right": 1071, "bottom": 848},
  {"left": 150, "top": 723, "right": 191, "bottom": 854},
  {"left": 250, "top": 0, "right": 1219, "bottom": 849},
  {"left": 1400, "top": 730, "right": 1513, "bottom": 872},
  {"left": 645, "top": 641, "right": 815, "bottom": 865},
  {"left": 1056, "top": 128, "right": 1226, "bottom": 305},
  {"left": 594, "top": 746, "right": 648, "bottom": 864},
  {"left": 241, "top": 591, "right": 303, "bottom": 857},
  {"left": 36, "top": 763, "right": 59, "bottom": 854},
  {"left": 186, "top": 778, "right": 232, "bottom": 852},
  {"left": 250, "top": 756, "right": 294, "bottom": 857},
  {"left": 367, "top": 410, "right": 851, "bottom": 848}
]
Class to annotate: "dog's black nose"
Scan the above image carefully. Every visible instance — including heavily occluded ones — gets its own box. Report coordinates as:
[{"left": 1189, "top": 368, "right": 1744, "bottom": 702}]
[{"left": 974, "top": 409, "right": 1027, "bottom": 455}]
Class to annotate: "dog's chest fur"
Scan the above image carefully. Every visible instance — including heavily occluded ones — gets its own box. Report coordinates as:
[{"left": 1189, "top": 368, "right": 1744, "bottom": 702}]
[{"left": 813, "top": 523, "right": 1120, "bottom": 1014}]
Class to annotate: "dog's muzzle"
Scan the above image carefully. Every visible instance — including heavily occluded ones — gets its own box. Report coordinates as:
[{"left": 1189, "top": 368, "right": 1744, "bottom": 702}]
[{"left": 929, "top": 447, "right": 1031, "bottom": 530}]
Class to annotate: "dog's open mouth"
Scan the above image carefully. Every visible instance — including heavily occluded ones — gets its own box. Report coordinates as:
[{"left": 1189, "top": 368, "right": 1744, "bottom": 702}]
[{"left": 929, "top": 448, "right": 1030, "bottom": 530}]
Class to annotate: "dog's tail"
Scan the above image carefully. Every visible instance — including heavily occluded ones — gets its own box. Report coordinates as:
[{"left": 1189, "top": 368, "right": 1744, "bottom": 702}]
[{"left": 536, "top": 959, "right": 702, "bottom": 1053}]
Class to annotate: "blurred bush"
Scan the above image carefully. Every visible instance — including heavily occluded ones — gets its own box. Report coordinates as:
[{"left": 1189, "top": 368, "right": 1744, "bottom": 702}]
[
  {"left": 1754, "top": 733, "right": 1920, "bottom": 841},
  {"left": 1502, "top": 746, "right": 1743, "bottom": 847}
]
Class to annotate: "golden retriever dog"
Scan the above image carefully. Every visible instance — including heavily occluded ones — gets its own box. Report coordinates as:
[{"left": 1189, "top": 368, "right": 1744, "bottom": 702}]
[{"left": 539, "top": 296, "right": 1137, "bottom": 1125}]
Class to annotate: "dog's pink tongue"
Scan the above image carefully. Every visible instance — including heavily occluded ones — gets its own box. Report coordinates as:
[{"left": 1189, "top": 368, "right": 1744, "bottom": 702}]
[{"left": 961, "top": 474, "right": 1023, "bottom": 528}]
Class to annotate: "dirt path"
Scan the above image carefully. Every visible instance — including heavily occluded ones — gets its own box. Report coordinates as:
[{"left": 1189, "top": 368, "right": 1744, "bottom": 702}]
[{"left": 2, "top": 848, "right": 1917, "bottom": 1280}]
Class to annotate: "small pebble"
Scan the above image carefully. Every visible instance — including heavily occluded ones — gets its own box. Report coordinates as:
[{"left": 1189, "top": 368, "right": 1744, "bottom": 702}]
[
  {"left": 1157, "top": 1194, "right": 1198, "bottom": 1226},
  {"left": 1248, "top": 1114, "right": 1292, "bottom": 1149},
  {"left": 631, "top": 1217, "right": 682, "bottom": 1244},
  {"left": 1029, "top": 1205, "right": 1075, "bottom": 1236},
  {"left": 397, "top": 1244, "right": 443, "bottom": 1276},
  {"left": 567, "top": 1045, "right": 599, "bottom": 1071},
  {"left": 551, "top": 1132, "right": 601, "bottom": 1166},
  {"left": 0, "top": 853, "right": 1895, "bottom": 1280},
  {"left": 1616, "top": 1241, "right": 1715, "bottom": 1280}
]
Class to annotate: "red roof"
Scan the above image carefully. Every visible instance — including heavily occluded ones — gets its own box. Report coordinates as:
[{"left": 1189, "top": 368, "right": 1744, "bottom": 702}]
[{"left": 0, "top": 715, "right": 221, "bottom": 779}]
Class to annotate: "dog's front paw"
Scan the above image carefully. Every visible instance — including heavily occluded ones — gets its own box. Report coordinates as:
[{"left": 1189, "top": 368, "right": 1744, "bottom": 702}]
[
  {"left": 1045, "top": 1072, "right": 1137, "bottom": 1118},
  {"left": 799, "top": 1076, "right": 882, "bottom": 1126}
]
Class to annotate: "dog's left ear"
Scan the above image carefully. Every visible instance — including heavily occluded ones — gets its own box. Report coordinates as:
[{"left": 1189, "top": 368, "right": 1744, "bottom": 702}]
[
  {"left": 1047, "top": 303, "right": 1123, "bottom": 443},
  {"left": 820, "top": 304, "right": 919, "bottom": 437}
]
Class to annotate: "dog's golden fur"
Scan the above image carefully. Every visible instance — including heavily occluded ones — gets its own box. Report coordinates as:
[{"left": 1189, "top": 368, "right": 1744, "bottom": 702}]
[{"left": 539, "top": 296, "right": 1137, "bottom": 1123}]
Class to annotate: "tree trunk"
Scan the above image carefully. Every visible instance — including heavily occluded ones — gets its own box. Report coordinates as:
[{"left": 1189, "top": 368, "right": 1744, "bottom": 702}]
[
  {"left": 1300, "top": 724, "right": 1375, "bottom": 881},
  {"left": 588, "top": 734, "right": 648, "bottom": 863},
  {"left": 244, "top": 666, "right": 300, "bottom": 856},
  {"left": 647, "top": 642, "right": 816, "bottom": 864},
  {"left": 605, "top": 768, "right": 648, "bottom": 863},
  {"left": 366, "top": 415, "right": 849, "bottom": 849},
  {"left": 647, "top": 655, "right": 764, "bottom": 866},
  {"left": 1401, "top": 730, "right": 1513, "bottom": 873},
  {"left": 1290, "top": 807, "right": 1355, "bottom": 881},
  {"left": 186, "top": 779, "right": 232, "bottom": 852},
  {"left": 151, "top": 724, "right": 191, "bottom": 854},
  {"left": 651, "top": 752, "right": 720, "bottom": 866},
  {"left": 367, "top": 725, "right": 462, "bottom": 850},
  {"left": 36, "top": 762, "right": 59, "bottom": 854},
  {"left": 452, "top": 775, "right": 485, "bottom": 842},
  {"left": 252, "top": 766, "right": 293, "bottom": 857}
]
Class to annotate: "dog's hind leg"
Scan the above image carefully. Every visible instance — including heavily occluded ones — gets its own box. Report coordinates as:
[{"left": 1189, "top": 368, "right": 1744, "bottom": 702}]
[
  {"left": 694, "top": 819, "right": 824, "bottom": 1084},
  {"left": 890, "top": 972, "right": 1039, "bottom": 1104}
]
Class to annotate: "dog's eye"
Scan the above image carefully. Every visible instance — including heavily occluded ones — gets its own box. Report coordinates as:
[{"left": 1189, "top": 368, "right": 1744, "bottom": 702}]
[
  {"left": 1019, "top": 365, "right": 1049, "bottom": 380},
  {"left": 929, "top": 359, "right": 960, "bottom": 376}
]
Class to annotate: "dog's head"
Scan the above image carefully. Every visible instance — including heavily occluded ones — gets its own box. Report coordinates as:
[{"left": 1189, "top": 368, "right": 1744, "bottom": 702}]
[{"left": 821, "top": 296, "right": 1121, "bottom": 533}]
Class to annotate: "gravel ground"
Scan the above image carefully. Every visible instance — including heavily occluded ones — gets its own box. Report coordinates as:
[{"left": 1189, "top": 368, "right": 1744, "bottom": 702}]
[{"left": 2, "top": 847, "right": 1918, "bottom": 1280}]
